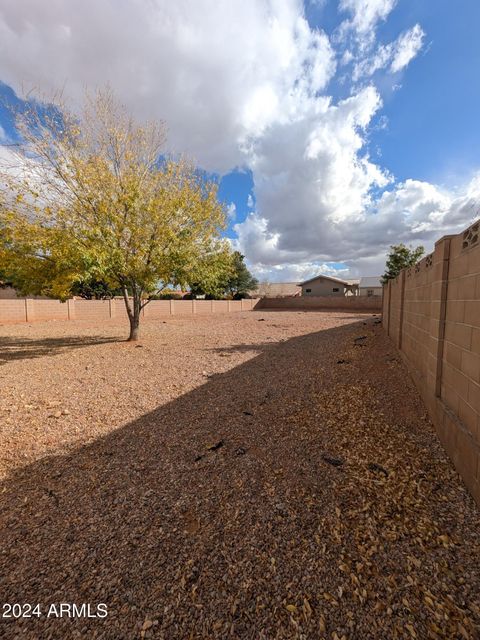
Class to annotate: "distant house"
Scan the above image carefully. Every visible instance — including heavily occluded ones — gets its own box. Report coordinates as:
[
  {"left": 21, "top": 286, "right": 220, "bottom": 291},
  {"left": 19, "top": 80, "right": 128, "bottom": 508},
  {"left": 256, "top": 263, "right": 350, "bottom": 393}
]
[
  {"left": 252, "top": 282, "right": 301, "bottom": 298},
  {"left": 0, "top": 286, "right": 20, "bottom": 299},
  {"left": 358, "top": 276, "right": 383, "bottom": 297},
  {"left": 300, "top": 274, "right": 359, "bottom": 297}
]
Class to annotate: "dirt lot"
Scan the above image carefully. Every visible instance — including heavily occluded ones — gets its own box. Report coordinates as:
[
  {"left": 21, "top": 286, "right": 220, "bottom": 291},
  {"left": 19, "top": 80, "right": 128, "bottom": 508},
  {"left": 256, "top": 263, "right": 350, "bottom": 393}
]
[{"left": 1, "top": 311, "right": 479, "bottom": 639}]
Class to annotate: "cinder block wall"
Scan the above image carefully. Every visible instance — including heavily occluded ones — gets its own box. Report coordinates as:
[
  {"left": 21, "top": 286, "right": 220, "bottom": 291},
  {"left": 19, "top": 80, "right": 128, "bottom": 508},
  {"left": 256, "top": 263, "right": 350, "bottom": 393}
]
[
  {"left": 0, "top": 297, "right": 257, "bottom": 325},
  {"left": 257, "top": 296, "right": 382, "bottom": 311},
  {"left": 383, "top": 219, "right": 480, "bottom": 504}
]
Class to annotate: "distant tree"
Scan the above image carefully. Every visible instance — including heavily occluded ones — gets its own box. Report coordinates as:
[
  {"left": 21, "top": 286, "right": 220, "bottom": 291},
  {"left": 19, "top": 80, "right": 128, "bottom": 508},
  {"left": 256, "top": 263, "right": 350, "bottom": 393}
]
[
  {"left": 381, "top": 243, "right": 425, "bottom": 285},
  {"left": 0, "top": 267, "right": 12, "bottom": 288},
  {"left": 0, "top": 88, "right": 229, "bottom": 340},
  {"left": 187, "top": 246, "right": 234, "bottom": 299},
  {"left": 71, "top": 278, "right": 121, "bottom": 300},
  {"left": 188, "top": 251, "right": 257, "bottom": 299},
  {"left": 224, "top": 252, "right": 258, "bottom": 298}
]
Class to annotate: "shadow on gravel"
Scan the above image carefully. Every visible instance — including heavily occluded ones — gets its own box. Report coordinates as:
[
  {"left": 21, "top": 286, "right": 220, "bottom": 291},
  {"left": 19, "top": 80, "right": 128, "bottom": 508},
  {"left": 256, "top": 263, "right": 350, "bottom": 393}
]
[
  {"left": 1, "top": 316, "right": 478, "bottom": 640},
  {"left": 0, "top": 335, "right": 120, "bottom": 364}
]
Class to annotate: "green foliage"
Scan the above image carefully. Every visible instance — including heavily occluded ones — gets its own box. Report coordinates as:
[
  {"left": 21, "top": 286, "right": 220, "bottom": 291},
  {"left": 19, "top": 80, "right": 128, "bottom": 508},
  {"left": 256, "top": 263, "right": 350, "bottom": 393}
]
[
  {"left": 188, "top": 251, "right": 258, "bottom": 299},
  {"left": 224, "top": 251, "right": 258, "bottom": 298},
  {"left": 71, "top": 278, "right": 121, "bottom": 300},
  {"left": 188, "top": 246, "right": 235, "bottom": 299},
  {"left": 381, "top": 243, "right": 425, "bottom": 285}
]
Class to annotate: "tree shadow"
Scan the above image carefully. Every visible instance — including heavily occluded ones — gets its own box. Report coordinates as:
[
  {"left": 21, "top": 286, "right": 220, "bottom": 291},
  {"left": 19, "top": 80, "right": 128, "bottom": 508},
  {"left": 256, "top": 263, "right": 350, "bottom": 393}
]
[
  {"left": 0, "top": 335, "right": 120, "bottom": 364},
  {"left": 1, "top": 318, "right": 478, "bottom": 639}
]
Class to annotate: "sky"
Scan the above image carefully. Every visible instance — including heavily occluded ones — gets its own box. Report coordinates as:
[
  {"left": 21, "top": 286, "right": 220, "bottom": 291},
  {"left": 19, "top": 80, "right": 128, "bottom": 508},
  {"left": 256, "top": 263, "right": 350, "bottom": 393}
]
[{"left": 0, "top": 0, "right": 479, "bottom": 282}]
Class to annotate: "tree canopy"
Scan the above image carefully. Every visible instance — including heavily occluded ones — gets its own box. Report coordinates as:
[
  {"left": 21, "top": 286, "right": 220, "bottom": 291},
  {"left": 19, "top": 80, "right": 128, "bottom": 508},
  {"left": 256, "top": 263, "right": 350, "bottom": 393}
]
[
  {"left": 224, "top": 251, "right": 258, "bottom": 298},
  {"left": 189, "top": 251, "right": 258, "bottom": 299},
  {"left": 0, "top": 88, "right": 231, "bottom": 339},
  {"left": 381, "top": 243, "right": 425, "bottom": 285}
]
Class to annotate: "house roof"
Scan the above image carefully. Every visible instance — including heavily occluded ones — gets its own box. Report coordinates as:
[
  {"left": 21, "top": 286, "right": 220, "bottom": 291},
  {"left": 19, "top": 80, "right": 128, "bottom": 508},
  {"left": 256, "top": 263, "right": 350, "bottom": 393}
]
[
  {"left": 359, "top": 276, "right": 382, "bottom": 288},
  {"left": 253, "top": 282, "right": 301, "bottom": 297},
  {"left": 299, "top": 274, "right": 351, "bottom": 287}
]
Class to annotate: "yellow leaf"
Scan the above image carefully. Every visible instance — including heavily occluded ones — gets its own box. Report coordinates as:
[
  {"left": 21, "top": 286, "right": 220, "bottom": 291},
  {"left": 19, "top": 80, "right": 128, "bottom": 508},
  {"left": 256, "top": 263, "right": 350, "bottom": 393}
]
[{"left": 303, "top": 598, "right": 312, "bottom": 617}]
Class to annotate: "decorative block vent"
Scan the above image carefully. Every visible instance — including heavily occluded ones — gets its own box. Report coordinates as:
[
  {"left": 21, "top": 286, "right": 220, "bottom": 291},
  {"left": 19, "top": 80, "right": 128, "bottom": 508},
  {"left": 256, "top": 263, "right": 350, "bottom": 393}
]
[
  {"left": 406, "top": 268, "right": 412, "bottom": 278},
  {"left": 462, "top": 221, "right": 479, "bottom": 250},
  {"left": 425, "top": 254, "right": 433, "bottom": 268},
  {"left": 414, "top": 263, "right": 421, "bottom": 274}
]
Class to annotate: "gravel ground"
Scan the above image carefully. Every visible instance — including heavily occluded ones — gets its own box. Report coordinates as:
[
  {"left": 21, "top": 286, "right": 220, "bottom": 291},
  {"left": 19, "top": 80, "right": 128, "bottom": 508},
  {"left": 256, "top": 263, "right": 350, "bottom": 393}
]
[{"left": 0, "top": 311, "right": 479, "bottom": 639}]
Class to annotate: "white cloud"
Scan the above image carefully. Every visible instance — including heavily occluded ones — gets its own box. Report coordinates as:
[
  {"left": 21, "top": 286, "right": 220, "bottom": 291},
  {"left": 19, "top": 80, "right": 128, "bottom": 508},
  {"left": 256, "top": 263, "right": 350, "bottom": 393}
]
[
  {"left": 0, "top": 0, "right": 477, "bottom": 283},
  {"left": 339, "top": 0, "right": 397, "bottom": 35},
  {"left": 352, "top": 24, "right": 424, "bottom": 80},
  {"left": 236, "top": 85, "right": 390, "bottom": 267},
  {"left": 390, "top": 24, "right": 425, "bottom": 73},
  {"left": 226, "top": 202, "right": 237, "bottom": 221},
  {"left": 0, "top": 0, "right": 335, "bottom": 173},
  {"left": 254, "top": 260, "right": 349, "bottom": 283},
  {"left": 234, "top": 173, "right": 480, "bottom": 280}
]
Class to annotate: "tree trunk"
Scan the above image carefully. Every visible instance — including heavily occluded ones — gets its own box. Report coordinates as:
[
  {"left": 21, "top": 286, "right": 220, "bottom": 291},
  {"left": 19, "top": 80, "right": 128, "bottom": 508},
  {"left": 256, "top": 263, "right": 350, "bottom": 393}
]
[
  {"left": 128, "top": 311, "right": 140, "bottom": 341},
  {"left": 122, "top": 284, "right": 142, "bottom": 342}
]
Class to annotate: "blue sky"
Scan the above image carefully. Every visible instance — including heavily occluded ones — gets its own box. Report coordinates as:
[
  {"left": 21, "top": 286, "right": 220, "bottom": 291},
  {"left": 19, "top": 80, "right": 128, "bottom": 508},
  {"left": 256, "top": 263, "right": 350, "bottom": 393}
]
[
  {"left": 363, "top": 0, "right": 480, "bottom": 185},
  {"left": 1, "top": 0, "right": 479, "bottom": 281}
]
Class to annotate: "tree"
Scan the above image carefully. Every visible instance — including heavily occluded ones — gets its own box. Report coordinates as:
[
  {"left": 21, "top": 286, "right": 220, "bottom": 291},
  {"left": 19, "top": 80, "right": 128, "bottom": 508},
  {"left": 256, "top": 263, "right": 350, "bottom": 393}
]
[
  {"left": 0, "top": 88, "right": 228, "bottom": 340},
  {"left": 188, "top": 250, "right": 258, "bottom": 299},
  {"left": 381, "top": 243, "right": 425, "bottom": 285},
  {"left": 187, "top": 247, "right": 235, "bottom": 298},
  {"left": 71, "top": 278, "right": 121, "bottom": 300},
  {"left": 225, "top": 252, "right": 258, "bottom": 298}
]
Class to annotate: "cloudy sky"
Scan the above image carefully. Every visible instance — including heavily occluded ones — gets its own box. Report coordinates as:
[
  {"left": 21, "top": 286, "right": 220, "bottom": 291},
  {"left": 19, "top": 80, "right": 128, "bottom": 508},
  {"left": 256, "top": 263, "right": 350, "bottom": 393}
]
[{"left": 0, "top": 0, "right": 479, "bottom": 282}]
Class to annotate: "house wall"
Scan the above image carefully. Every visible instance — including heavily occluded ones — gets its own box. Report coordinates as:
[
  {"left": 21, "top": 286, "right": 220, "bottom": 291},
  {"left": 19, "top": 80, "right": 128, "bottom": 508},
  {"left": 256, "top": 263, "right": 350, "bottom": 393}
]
[
  {"left": 0, "top": 287, "right": 20, "bottom": 299},
  {"left": 359, "top": 287, "right": 383, "bottom": 297},
  {"left": 302, "top": 278, "right": 346, "bottom": 296},
  {"left": 382, "top": 219, "right": 480, "bottom": 505},
  {"left": 0, "top": 297, "right": 257, "bottom": 325}
]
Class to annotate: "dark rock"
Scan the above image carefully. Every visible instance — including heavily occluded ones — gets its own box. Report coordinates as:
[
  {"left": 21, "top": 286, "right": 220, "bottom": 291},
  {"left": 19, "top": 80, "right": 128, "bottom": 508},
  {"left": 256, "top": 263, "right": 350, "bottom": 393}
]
[
  {"left": 368, "top": 462, "right": 389, "bottom": 477},
  {"left": 322, "top": 455, "right": 344, "bottom": 467}
]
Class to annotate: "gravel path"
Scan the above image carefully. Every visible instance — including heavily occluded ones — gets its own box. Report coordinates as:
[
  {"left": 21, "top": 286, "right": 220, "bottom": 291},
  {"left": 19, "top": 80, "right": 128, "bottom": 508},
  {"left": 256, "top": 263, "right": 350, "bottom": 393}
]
[{"left": 1, "top": 311, "right": 479, "bottom": 639}]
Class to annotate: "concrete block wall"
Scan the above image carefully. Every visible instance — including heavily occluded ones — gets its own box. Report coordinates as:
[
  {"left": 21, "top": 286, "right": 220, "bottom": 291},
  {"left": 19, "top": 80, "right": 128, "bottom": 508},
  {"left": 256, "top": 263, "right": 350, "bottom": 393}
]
[
  {"left": 143, "top": 300, "right": 171, "bottom": 318},
  {"left": 383, "top": 219, "right": 480, "bottom": 504},
  {"left": 0, "top": 296, "right": 257, "bottom": 325},
  {"left": 74, "top": 300, "right": 113, "bottom": 321},
  {"left": 0, "top": 299, "right": 30, "bottom": 323},
  {"left": 257, "top": 295, "right": 382, "bottom": 312},
  {"left": 33, "top": 300, "right": 70, "bottom": 322}
]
